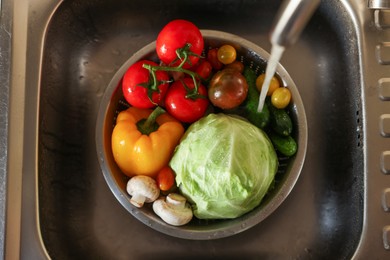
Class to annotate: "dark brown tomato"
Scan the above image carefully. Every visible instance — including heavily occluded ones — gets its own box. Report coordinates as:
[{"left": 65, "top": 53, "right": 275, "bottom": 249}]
[{"left": 208, "top": 69, "right": 248, "bottom": 110}]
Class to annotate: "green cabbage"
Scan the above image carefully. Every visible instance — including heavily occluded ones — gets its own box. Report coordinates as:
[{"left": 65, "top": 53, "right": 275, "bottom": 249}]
[{"left": 170, "top": 113, "right": 278, "bottom": 219}]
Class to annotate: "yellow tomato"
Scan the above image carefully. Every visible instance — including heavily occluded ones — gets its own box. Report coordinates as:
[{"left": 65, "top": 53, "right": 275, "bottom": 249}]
[
  {"left": 256, "top": 73, "right": 280, "bottom": 96},
  {"left": 271, "top": 87, "right": 292, "bottom": 109},
  {"left": 217, "top": 45, "right": 237, "bottom": 65}
]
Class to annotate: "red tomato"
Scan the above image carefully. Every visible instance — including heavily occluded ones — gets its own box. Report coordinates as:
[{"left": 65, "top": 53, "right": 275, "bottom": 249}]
[
  {"left": 156, "top": 20, "right": 204, "bottom": 69},
  {"left": 195, "top": 60, "right": 213, "bottom": 80},
  {"left": 165, "top": 78, "right": 209, "bottom": 123},
  {"left": 224, "top": 60, "right": 244, "bottom": 73},
  {"left": 122, "top": 60, "right": 169, "bottom": 108},
  {"left": 207, "top": 48, "right": 224, "bottom": 70},
  {"left": 156, "top": 166, "right": 175, "bottom": 191}
]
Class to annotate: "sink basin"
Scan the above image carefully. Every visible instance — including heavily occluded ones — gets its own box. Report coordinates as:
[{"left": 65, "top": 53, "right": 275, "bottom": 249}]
[
  {"left": 3, "top": 0, "right": 390, "bottom": 259},
  {"left": 38, "top": 0, "right": 363, "bottom": 257}
]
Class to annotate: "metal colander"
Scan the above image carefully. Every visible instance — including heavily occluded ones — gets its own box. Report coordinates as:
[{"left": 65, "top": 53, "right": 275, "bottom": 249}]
[{"left": 96, "top": 30, "right": 307, "bottom": 240}]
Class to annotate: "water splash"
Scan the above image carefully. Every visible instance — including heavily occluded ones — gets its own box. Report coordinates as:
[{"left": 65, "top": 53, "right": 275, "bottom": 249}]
[{"left": 257, "top": 44, "right": 285, "bottom": 112}]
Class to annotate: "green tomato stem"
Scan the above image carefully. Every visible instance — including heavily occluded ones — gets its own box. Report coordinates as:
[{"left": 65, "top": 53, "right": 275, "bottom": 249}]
[
  {"left": 142, "top": 63, "right": 201, "bottom": 99},
  {"left": 175, "top": 43, "right": 198, "bottom": 68},
  {"left": 176, "top": 48, "right": 188, "bottom": 68},
  {"left": 140, "top": 42, "right": 204, "bottom": 101}
]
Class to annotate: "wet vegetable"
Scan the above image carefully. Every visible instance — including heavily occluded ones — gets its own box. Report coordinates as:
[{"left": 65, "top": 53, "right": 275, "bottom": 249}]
[
  {"left": 156, "top": 19, "right": 203, "bottom": 68},
  {"left": 256, "top": 73, "right": 280, "bottom": 96},
  {"left": 164, "top": 78, "right": 209, "bottom": 123},
  {"left": 241, "top": 67, "right": 270, "bottom": 129},
  {"left": 122, "top": 60, "right": 170, "bottom": 108},
  {"left": 170, "top": 113, "right": 278, "bottom": 219},
  {"left": 111, "top": 107, "right": 184, "bottom": 177},
  {"left": 195, "top": 60, "right": 213, "bottom": 81},
  {"left": 208, "top": 69, "right": 248, "bottom": 109},
  {"left": 269, "top": 132, "right": 298, "bottom": 157},
  {"left": 268, "top": 100, "right": 293, "bottom": 136},
  {"left": 271, "top": 87, "right": 291, "bottom": 109},
  {"left": 207, "top": 48, "right": 224, "bottom": 70},
  {"left": 156, "top": 166, "right": 176, "bottom": 191},
  {"left": 224, "top": 60, "right": 244, "bottom": 73},
  {"left": 217, "top": 44, "right": 237, "bottom": 65}
]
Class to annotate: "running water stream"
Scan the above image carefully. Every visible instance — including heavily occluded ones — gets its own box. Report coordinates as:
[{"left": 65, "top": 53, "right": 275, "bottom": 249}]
[
  {"left": 257, "top": 44, "right": 285, "bottom": 112},
  {"left": 258, "top": 0, "right": 320, "bottom": 111}
]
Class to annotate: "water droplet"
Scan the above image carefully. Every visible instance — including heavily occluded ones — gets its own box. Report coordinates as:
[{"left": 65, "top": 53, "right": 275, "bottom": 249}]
[{"left": 111, "top": 49, "right": 121, "bottom": 56}]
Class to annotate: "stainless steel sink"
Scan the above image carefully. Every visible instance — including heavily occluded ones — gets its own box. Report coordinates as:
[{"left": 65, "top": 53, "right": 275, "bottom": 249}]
[{"left": 1, "top": 0, "right": 390, "bottom": 259}]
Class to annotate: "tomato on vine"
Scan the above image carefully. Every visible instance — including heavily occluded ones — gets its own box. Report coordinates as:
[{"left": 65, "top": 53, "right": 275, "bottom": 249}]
[
  {"left": 164, "top": 78, "right": 209, "bottom": 123},
  {"left": 156, "top": 19, "right": 204, "bottom": 69},
  {"left": 224, "top": 60, "right": 244, "bottom": 73},
  {"left": 195, "top": 60, "right": 213, "bottom": 80},
  {"left": 122, "top": 60, "right": 170, "bottom": 109},
  {"left": 207, "top": 48, "right": 224, "bottom": 70}
]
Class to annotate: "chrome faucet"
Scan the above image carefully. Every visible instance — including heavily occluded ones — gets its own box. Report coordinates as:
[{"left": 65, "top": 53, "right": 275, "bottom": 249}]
[
  {"left": 270, "top": 0, "right": 321, "bottom": 48},
  {"left": 368, "top": 0, "right": 390, "bottom": 9}
]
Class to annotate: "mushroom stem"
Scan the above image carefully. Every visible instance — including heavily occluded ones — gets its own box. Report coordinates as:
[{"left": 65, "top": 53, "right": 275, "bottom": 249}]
[
  {"left": 126, "top": 175, "right": 160, "bottom": 208},
  {"left": 130, "top": 193, "right": 146, "bottom": 208}
]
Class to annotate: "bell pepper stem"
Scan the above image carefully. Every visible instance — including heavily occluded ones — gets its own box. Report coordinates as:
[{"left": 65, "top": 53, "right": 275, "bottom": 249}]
[{"left": 137, "top": 106, "right": 166, "bottom": 135}]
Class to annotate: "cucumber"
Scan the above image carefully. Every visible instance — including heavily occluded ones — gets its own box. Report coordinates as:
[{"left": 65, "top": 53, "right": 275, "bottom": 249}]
[
  {"left": 269, "top": 132, "right": 297, "bottom": 157},
  {"left": 242, "top": 67, "right": 270, "bottom": 129},
  {"left": 268, "top": 99, "right": 292, "bottom": 136}
]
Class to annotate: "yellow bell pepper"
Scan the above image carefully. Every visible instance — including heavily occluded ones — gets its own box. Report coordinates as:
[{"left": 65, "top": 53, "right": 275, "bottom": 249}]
[{"left": 111, "top": 106, "right": 184, "bottom": 177}]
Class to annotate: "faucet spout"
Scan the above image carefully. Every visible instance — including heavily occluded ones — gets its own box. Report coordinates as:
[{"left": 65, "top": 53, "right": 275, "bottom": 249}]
[
  {"left": 368, "top": 0, "right": 390, "bottom": 9},
  {"left": 270, "top": 0, "right": 321, "bottom": 47}
]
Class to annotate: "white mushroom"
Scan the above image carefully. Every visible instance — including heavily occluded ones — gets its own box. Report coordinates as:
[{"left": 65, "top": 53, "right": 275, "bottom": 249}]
[
  {"left": 126, "top": 175, "right": 160, "bottom": 208},
  {"left": 152, "top": 193, "right": 193, "bottom": 226}
]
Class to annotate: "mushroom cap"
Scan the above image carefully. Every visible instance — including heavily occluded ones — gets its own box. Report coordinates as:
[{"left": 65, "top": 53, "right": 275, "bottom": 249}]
[
  {"left": 153, "top": 193, "right": 193, "bottom": 226},
  {"left": 126, "top": 175, "right": 160, "bottom": 204}
]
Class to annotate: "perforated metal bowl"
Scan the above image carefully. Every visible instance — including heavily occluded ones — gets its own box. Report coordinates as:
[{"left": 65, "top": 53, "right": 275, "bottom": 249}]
[{"left": 96, "top": 30, "right": 307, "bottom": 240}]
